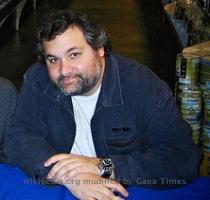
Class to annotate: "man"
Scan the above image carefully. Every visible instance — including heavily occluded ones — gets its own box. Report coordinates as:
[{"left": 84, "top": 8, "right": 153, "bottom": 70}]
[
  {"left": 5, "top": 10, "right": 202, "bottom": 200},
  {"left": 0, "top": 78, "right": 16, "bottom": 162}
]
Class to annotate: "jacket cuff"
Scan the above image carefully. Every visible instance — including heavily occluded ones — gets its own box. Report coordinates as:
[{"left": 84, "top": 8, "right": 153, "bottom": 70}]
[{"left": 110, "top": 154, "right": 134, "bottom": 186}]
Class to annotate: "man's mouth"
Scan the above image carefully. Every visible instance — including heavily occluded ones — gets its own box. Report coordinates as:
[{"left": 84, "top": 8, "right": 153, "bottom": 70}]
[{"left": 60, "top": 76, "right": 77, "bottom": 85}]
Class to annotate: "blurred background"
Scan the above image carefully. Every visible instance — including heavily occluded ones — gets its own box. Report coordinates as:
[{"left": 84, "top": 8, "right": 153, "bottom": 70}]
[{"left": 0, "top": 0, "right": 181, "bottom": 89}]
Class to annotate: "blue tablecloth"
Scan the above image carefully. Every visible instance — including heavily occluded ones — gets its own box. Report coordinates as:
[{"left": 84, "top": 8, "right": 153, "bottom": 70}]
[{"left": 0, "top": 164, "right": 210, "bottom": 200}]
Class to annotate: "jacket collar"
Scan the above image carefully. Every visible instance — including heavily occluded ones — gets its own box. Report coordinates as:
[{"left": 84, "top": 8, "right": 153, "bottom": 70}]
[
  {"left": 43, "top": 81, "right": 63, "bottom": 102},
  {"left": 96, "top": 54, "right": 123, "bottom": 110}
]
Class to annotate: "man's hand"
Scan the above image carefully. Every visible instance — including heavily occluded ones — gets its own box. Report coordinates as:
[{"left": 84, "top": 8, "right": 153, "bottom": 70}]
[
  {"left": 63, "top": 173, "right": 128, "bottom": 200},
  {"left": 44, "top": 153, "right": 101, "bottom": 182},
  {"left": 44, "top": 154, "right": 128, "bottom": 199}
]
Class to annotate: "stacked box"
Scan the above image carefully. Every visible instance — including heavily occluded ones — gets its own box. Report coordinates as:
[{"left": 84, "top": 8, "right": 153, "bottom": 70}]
[
  {"left": 199, "top": 152, "right": 210, "bottom": 176},
  {"left": 176, "top": 53, "right": 210, "bottom": 175},
  {"left": 175, "top": 53, "right": 201, "bottom": 145}
]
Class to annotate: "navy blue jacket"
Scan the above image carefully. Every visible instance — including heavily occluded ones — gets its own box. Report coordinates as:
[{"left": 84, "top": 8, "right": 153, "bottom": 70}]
[{"left": 4, "top": 53, "right": 202, "bottom": 187}]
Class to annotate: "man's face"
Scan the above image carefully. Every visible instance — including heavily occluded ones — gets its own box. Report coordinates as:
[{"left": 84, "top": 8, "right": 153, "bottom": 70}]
[{"left": 43, "top": 26, "right": 105, "bottom": 96}]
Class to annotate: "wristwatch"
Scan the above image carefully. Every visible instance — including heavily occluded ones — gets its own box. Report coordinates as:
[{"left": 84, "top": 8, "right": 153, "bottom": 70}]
[{"left": 98, "top": 158, "right": 114, "bottom": 178}]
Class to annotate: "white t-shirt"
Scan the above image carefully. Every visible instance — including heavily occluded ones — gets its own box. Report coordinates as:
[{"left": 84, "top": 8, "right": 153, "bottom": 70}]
[{"left": 71, "top": 86, "right": 101, "bottom": 157}]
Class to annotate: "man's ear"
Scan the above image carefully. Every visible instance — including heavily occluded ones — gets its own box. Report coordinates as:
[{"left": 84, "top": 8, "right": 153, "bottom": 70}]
[{"left": 98, "top": 47, "right": 105, "bottom": 57}]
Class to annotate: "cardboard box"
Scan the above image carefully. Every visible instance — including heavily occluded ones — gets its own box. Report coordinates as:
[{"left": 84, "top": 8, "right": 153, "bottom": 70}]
[
  {"left": 199, "top": 151, "right": 210, "bottom": 176},
  {"left": 182, "top": 41, "right": 210, "bottom": 57}
]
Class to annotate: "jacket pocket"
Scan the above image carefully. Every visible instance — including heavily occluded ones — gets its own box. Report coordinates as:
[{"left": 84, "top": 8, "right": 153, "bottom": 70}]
[{"left": 106, "top": 126, "right": 140, "bottom": 153}]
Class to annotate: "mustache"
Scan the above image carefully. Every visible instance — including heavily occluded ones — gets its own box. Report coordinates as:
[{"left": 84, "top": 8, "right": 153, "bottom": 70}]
[{"left": 58, "top": 73, "right": 82, "bottom": 82}]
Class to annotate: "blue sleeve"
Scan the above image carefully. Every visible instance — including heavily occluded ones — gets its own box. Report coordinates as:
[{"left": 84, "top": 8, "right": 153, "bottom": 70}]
[{"left": 4, "top": 80, "right": 57, "bottom": 179}]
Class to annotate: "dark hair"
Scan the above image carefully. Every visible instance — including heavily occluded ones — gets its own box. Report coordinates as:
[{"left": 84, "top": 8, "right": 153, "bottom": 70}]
[{"left": 35, "top": 9, "right": 112, "bottom": 62}]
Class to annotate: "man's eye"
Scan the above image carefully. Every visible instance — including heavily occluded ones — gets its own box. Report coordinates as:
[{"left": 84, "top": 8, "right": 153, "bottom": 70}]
[
  {"left": 70, "top": 53, "right": 80, "bottom": 59},
  {"left": 48, "top": 58, "right": 58, "bottom": 64}
]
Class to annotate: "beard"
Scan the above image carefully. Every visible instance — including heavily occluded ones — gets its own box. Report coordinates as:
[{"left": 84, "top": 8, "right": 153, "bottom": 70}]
[{"left": 56, "top": 69, "right": 101, "bottom": 96}]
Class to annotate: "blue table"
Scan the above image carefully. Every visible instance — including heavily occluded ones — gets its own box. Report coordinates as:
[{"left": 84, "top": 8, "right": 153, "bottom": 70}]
[{"left": 0, "top": 164, "right": 210, "bottom": 200}]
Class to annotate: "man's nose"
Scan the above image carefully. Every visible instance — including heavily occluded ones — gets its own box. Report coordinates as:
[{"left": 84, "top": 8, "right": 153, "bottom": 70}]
[{"left": 60, "top": 58, "right": 72, "bottom": 76}]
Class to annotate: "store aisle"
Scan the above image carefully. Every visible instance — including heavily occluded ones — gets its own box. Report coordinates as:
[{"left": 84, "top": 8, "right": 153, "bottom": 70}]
[{"left": 0, "top": 0, "right": 179, "bottom": 89}]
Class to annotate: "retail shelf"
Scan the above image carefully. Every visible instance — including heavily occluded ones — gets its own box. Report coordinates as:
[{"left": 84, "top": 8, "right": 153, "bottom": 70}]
[{"left": 164, "top": 2, "right": 189, "bottom": 48}]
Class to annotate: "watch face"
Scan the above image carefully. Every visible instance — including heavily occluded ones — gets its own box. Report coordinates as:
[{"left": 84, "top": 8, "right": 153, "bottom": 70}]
[
  {"left": 102, "top": 158, "right": 112, "bottom": 166},
  {"left": 99, "top": 158, "right": 114, "bottom": 178}
]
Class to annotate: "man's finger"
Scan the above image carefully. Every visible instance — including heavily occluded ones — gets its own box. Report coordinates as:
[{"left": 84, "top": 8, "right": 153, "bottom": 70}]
[
  {"left": 96, "top": 187, "right": 125, "bottom": 200},
  {"left": 44, "top": 154, "right": 70, "bottom": 167},
  {"left": 47, "top": 160, "right": 82, "bottom": 180},
  {"left": 106, "top": 181, "right": 129, "bottom": 198}
]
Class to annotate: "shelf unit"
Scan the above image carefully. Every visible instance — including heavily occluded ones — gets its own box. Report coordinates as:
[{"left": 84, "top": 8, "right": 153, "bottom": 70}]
[
  {"left": 165, "top": 2, "right": 210, "bottom": 176},
  {"left": 163, "top": 2, "right": 189, "bottom": 48},
  {"left": 163, "top": 0, "right": 210, "bottom": 49}
]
